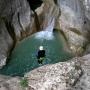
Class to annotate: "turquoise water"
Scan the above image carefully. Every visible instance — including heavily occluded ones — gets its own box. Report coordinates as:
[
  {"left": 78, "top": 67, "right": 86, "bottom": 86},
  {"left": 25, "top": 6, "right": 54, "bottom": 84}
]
[{"left": 0, "top": 31, "right": 73, "bottom": 76}]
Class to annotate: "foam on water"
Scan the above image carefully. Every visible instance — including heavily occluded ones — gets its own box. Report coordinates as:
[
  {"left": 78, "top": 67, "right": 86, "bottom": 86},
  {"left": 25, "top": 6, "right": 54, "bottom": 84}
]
[{"left": 35, "top": 18, "right": 55, "bottom": 40}]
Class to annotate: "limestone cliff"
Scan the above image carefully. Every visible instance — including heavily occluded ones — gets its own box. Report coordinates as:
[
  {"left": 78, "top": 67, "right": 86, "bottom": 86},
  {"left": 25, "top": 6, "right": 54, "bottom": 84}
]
[{"left": 57, "top": 0, "right": 90, "bottom": 54}]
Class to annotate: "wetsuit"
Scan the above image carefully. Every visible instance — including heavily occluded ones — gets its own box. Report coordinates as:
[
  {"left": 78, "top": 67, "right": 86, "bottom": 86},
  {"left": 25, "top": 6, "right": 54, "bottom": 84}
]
[{"left": 37, "top": 50, "right": 45, "bottom": 64}]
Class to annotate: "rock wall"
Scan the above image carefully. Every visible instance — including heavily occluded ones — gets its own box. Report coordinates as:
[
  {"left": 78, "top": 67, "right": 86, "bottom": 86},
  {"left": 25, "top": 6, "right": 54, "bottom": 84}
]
[
  {"left": 0, "top": 0, "right": 37, "bottom": 68},
  {"left": 35, "top": 0, "right": 90, "bottom": 55},
  {"left": 0, "top": 0, "right": 35, "bottom": 40},
  {"left": 71, "top": 55, "right": 90, "bottom": 90},
  {"left": 0, "top": 19, "right": 13, "bottom": 69},
  {"left": 35, "top": 0, "right": 60, "bottom": 30},
  {"left": 57, "top": 0, "right": 90, "bottom": 54}
]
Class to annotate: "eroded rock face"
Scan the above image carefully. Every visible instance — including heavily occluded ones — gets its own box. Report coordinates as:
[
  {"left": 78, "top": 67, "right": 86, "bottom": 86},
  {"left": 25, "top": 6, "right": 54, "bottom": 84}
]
[
  {"left": 83, "top": 0, "right": 90, "bottom": 21},
  {"left": 0, "top": 0, "right": 35, "bottom": 40},
  {"left": 0, "top": 19, "right": 13, "bottom": 69},
  {"left": 0, "top": 0, "right": 36, "bottom": 68},
  {"left": 35, "top": 0, "right": 90, "bottom": 55},
  {"left": 57, "top": 0, "right": 90, "bottom": 54},
  {"left": 82, "top": 0, "right": 90, "bottom": 40}
]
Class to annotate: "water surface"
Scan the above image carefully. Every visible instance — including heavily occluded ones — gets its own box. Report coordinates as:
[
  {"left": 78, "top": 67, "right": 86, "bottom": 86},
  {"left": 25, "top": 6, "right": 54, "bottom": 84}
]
[{"left": 0, "top": 31, "right": 73, "bottom": 76}]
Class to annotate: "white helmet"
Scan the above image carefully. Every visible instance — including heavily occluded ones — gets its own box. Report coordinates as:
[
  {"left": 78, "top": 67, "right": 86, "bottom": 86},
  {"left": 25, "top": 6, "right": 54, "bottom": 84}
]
[{"left": 39, "top": 46, "right": 44, "bottom": 50}]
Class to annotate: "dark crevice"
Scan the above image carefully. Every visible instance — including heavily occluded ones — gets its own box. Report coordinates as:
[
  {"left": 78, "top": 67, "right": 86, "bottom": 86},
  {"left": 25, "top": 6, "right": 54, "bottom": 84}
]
[
  {"left": 54, "top": 0, "right": 58, "bottom": 5},
  {"left": 2, "top": 18, "right": 17, "bottom": 63},
  {"left": 4, "top": 19, "right": 16, "bottom": 41},
  {"left": 27, "top": 0, "right": 43, "bottom": 32},
  {"left": 17, "top": 12, "right": 26, "bottom": 38},
  {"left": 34, "top": 11, "right": 41, "bottom": 31},
  {"left": 53, "top": 28, "right": 68, "bottom": 43},
  {"left": 27, "top": 0, "right": 43, "bottom": 11},
  {"left": 17, "top": 12, "right": 24, "bottom": 31}
]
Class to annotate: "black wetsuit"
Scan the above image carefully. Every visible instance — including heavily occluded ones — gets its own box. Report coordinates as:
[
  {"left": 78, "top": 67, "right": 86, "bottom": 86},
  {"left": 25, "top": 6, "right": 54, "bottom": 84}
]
[{"left": 37, "top": 50, "right": 45, "bottom": 64}]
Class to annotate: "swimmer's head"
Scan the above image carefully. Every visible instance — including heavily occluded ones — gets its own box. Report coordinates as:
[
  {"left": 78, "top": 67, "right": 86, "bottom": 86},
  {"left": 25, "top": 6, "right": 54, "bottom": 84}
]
[{"left": 39, "top": 46, "right": 44, "bottom": 50}]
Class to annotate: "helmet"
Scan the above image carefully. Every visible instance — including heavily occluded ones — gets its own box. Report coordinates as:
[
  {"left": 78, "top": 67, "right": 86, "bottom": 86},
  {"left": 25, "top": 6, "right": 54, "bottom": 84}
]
[{"left": 39, "top": 46, "right": 44, "bottom": 50}]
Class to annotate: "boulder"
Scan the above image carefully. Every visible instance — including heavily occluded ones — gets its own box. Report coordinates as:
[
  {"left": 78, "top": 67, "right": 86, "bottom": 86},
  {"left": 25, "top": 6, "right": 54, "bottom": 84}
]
[{"left": 25, "top": 58, "right": 82, "bottom": 90}]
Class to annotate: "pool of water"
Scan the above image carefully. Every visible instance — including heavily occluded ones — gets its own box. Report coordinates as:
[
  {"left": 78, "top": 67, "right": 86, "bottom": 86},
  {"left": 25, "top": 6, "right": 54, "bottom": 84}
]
[{"left": 0, "top": 31, "right": 73, "bottom": 76}]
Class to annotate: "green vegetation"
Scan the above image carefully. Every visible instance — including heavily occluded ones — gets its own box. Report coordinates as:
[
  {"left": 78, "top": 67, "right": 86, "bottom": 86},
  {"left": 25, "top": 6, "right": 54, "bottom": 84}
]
[{"left": 20, "top": 77, "right": 28, "bottom": 88}]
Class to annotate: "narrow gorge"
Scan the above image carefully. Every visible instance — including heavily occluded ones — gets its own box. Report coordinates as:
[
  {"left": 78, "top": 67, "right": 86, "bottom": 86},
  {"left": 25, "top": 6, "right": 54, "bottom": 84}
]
[{"left": 0, "top": 0, "right": 90, "bottom": 90}]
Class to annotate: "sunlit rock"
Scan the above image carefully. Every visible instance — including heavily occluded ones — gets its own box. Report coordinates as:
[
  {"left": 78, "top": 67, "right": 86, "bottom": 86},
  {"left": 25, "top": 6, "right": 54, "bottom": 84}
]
[{"left": 25, "top": 58, "right": 82, "bottom": 90}]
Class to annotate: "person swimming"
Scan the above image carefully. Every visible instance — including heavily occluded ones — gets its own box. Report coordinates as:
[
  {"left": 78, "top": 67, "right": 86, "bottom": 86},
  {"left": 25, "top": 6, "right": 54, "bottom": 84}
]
[{"left": 37, "top": 46, "right": 46, "bottom": 64}]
